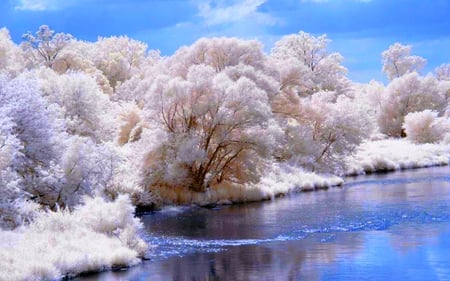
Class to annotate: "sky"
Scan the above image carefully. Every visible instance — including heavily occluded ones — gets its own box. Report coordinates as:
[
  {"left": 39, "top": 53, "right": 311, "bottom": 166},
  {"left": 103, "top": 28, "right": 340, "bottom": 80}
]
[{"left": 1, "top": 0, "right": 450, "bottom": 82}]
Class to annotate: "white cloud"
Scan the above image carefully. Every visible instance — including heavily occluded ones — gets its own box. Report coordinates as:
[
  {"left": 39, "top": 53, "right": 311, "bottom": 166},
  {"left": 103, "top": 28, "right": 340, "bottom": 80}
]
[
  {"left": 13, "top": 0, "right": 79, "bottom": 11},
  {"left": 301, "top": 0, "right": 372, "bottom": 3},
  {"left": 197, "top": 0, "right": 279, "bottom": 26}
]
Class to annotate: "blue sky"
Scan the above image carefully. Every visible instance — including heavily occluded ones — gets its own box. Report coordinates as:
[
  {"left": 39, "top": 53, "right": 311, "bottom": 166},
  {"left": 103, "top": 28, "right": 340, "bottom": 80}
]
[{"left": 1, "top": 0, "right": 450, "bottom": 82}]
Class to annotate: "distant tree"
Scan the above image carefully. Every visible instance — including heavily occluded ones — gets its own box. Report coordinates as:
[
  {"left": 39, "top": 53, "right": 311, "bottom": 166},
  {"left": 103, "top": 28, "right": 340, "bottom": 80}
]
[
  {"left": 435, "top": 63, "right": 450, "bottom": 81},
  {"left": 0, "top": 28, "right": 26, "bottom": 76},
  {"left": 35, "top": 69, "right": 115, "bottom": 141},
  {"left": 271, "top": 31, "right": 349, "bottom": 95},
  {"left": 277, "top": 91, "right": 373, "bottom": 173},
  {"left": 22, "top": 25, "right": 73, "bottom": 69},
  {"left": 377, "top": 73, "right": 448, "bottom": 137},
  {"left": 92, "top": 36, "right": 148, "bottom": 89},
  {"left": 403, "top": 110, "right": 450, "bottom": 144},
  {"left": 382, "top": 43, "right": 426, "bottom": 81},
  {"left": 169, "top": 37, "right": 266, "bottom": 77}
]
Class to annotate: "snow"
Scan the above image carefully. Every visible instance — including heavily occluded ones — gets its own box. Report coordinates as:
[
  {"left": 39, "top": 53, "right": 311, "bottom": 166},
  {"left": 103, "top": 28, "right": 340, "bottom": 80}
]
[
  {"left": 152, "top": 164, "right": 344, "bottom": 205},
  {"left": 346, "top": 139, "right": 450, "bottom": 176},
  {"left": 0, "top": 195, "right": 148, "bottom": 281}
]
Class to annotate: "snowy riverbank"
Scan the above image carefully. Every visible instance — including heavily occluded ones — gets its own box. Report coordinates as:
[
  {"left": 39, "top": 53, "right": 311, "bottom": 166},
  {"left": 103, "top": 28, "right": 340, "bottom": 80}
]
[
  {"left": 346, "top": 139, "right": 450, "bottom": 176},
  {"left": 2, "top": 139, "right": 450, "bottom": 281},
  {"left": 152, "top": 139, "right": 450, "bottom": 206},
  {"left": 0, "top": 196, "right": 148, "bottom": 281},
  {"left": 152, "top": 164, "right": 344, "bottom": 206}
]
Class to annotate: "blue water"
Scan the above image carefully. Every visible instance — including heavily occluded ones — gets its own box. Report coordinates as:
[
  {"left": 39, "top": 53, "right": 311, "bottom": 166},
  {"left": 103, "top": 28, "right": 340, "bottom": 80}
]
[{"left": 79, "top": 166, "right": 450, "bottom": 281}]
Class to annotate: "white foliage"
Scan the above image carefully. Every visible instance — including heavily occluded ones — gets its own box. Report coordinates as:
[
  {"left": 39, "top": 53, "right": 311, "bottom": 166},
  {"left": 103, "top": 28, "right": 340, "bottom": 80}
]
[
  {"left": 21, "top": 25, "right": 73, "bottom": 69},
  {"left": 33, "top": 68, "right": 116, "bottom": 140},
  {"left": 279, "top": 91, "right": 373, "bottom": 174},
  {"left": 0, "top": 75, "right": 65, "bottom": 209},
  {"left": 169, "top": 37, "right": 265, "bottom": 77},
  {"left": 145, "top": 62, "right": 275, "bottom": 192},
  {"left": 0, "top": 195, "right": 148, "bottom": 281},
  {"left": 0, "top": 28, "right": 26, "bottom": 76},
  {"left": 93, "top": 36, "right": 148, "bottom": 89},
  {"left": 347, "top": 139, "right": 450, "bottom": 175},
  {"left": 271, "top": 31, "right": 349, "bottom": 95},
  {"left": 435, "top": 63, "right": 450, "bottom": 81},
  {"left": 377, "top": 72, "right": 447, "bottom": 137},
  {"left": 382, "top": 42, "right": 426, "bottom": 81},
  {"left": 403, "top": 110, "right": 450, "bottom": 144}
]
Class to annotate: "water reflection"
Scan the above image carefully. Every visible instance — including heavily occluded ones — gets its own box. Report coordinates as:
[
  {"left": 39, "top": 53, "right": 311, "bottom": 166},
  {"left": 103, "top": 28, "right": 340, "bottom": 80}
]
[{"left": 78, "top": 166, "right": 450, "bottom": 281}]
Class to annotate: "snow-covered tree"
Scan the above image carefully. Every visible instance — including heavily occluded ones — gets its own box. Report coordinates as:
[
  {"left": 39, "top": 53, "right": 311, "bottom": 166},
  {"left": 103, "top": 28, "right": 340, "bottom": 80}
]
[
  {"left": 0, "top": 28, "right": 26, "bottom": 76},
  {"left": 22, "top": 25, "right": 73, "bottom": 69},
  {"left": 0, "top": 111, "right": 38, "bottom": 229},
  {"left": 277, "top": 91, "right": 373, "bottom": 173},
  {"left": 378, "top": 73, "right": 448, "bottom": 137},
  {"left": 382, "top": 43, "right": 426, "bottom": 81},
  {"left": 169, "top": 37, "right": 266, "bottom": 77},
  {"left": 403, "top": 110, "right": 450, "bottom": 144},
  {"left": 0, "top": 74, "right": 65, "bottom": 210},
  {"left": 34, "top": 69, "right": 115, "bottom": 141},
  {"left": 92, "top": 36, "right": 148, "bottom": 89},
  {"left": 144, "top": 65, "right": 276, "bottom": 192},
  {"left": 435, "top": 63, "right": 450, "bottom": 81},
  {"left": 271, "top": 31, "right": 349, "bottom": 95}
]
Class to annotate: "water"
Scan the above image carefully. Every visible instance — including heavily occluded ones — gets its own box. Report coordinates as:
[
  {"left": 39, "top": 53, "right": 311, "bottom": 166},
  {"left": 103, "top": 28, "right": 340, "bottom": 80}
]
[{"left": 78, "top": 167, "right": 450, "bottom": 281}]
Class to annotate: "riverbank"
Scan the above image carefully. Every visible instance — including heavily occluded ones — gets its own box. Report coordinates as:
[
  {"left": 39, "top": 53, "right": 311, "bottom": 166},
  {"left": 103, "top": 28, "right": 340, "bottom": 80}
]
[
  {"left": 0, "top": 196, "right": 148, "bottom": 281},
  {"left": 77, "top": 165, "right": 450, "bottom": 281},
  {"left": 346, "top": 139, "right": 450, "bottom": 176},
  {"left": 3, "top": 139, "right": 450, "bottom": 281},
  {"left": 151, "top": 164, "right": 344, "bottom": 206},
  {"left": 151, "top": 139, "right": 450, "bottom": 207}
]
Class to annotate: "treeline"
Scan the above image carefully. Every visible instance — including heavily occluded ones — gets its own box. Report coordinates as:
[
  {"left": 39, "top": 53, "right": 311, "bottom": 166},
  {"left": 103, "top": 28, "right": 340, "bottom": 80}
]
[{"left": 1, "top": 25, "right": 450, "bottom": 229}]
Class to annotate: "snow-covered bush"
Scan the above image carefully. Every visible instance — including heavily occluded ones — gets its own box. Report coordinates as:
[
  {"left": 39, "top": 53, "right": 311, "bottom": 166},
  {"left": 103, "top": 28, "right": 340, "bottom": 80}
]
[
  {"left": 347, "top": 139, "right": 450, "bottom": 175},
  {"left": 403, "top": 110, "right": 450, "bottom": 144},
  {"left": 0, "top": 195, "right": 148, "bottom": 280},
  {"left": 377, "top": 73, "right": 448, "bottom": 137}
]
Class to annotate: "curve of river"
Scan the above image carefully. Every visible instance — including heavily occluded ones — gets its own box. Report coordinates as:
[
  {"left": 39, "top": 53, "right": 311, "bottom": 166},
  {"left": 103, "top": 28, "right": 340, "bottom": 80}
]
[{"left": 78, "top": 166, "right": 450, "bottom": 281}]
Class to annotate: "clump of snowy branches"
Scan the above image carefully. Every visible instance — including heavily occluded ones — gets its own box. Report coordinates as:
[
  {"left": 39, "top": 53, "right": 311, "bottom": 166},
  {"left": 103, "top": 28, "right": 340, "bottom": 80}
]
[
  {"left": 403, "top": 110, "right": 450, "bottom": 144},
  {"left": 0, "top": 195, "right": 148, "bottom": 281}
]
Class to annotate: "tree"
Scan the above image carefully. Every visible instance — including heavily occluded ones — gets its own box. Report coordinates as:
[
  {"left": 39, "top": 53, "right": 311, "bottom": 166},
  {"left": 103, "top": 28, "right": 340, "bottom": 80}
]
[
  {"left": 403, "top": 110, "right": 450, "bottom": 144},
  {"left": 92, "top": 36, "right": 148, "bottom": 89},
  {"left": 377, "top": 73, "right": 448, "bottom": 137},
  {"left": 169, "top": 37, "right": 266, "bottom": 77},
  {"left": 0, "top": 74, "right": 66, "bottom": 211},
  {"left": 0, "top": 111, "right": 37, "bottom": 229},
  {"left": 270, "top": 31, "right": 349, "bottom": 95},
  {"left": 382, "top": 43, "right": 426, "bottom": 81},
  {"left": 276, "top": 91, "right": 373, "bottom": 173},
  {"left": 35, "top": 69, "right": 115, "bottom": 141},
  {"left": 0, "top": 28, "right": 26, "bottom": 76},
  {"left": 22, "top": 25, "right": 73, "bottom": 69},
  {"left": 435, "top": 63, "right": 450, "bottom": 81},
  {"left": 144, "top": 65, "right": 275, "bottom": 192}
]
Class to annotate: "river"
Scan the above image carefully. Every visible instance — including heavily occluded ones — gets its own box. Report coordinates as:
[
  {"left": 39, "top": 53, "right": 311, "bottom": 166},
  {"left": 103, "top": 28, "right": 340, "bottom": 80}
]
[{"left": 78, "top": 166, "right": 450, "bottom": 281}]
